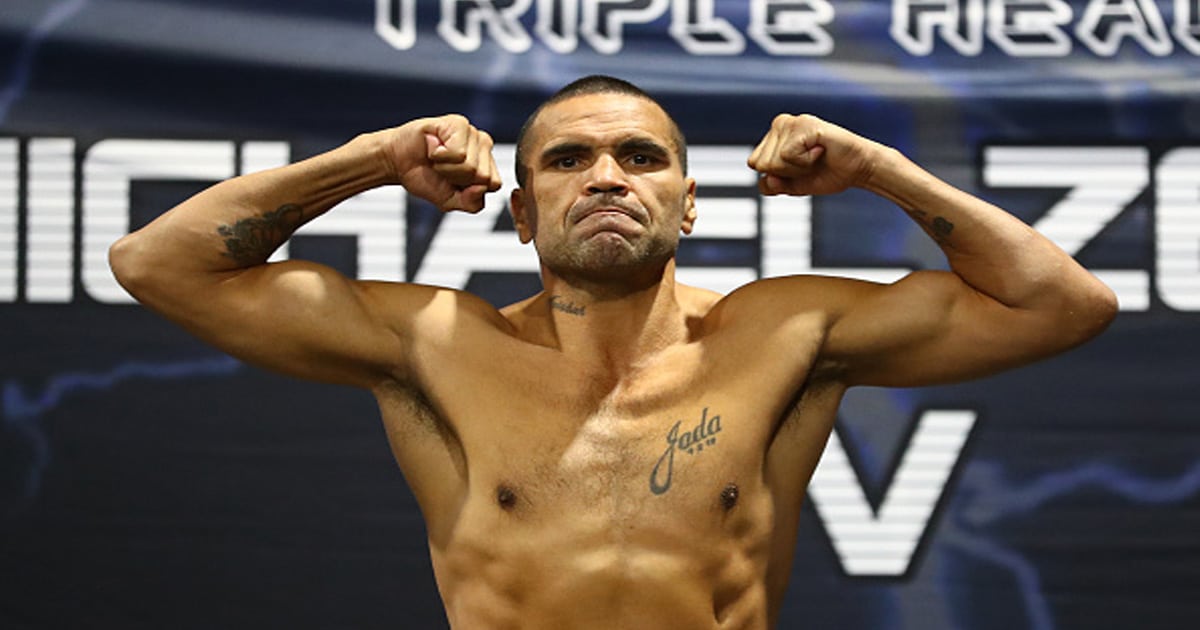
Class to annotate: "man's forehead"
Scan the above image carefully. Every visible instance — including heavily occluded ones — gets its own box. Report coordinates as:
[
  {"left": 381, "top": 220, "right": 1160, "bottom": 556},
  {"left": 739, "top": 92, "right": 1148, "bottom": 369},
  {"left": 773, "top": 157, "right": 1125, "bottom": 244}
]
[{"left": 528, "top": 93, "right": 677, "bottom": 150}]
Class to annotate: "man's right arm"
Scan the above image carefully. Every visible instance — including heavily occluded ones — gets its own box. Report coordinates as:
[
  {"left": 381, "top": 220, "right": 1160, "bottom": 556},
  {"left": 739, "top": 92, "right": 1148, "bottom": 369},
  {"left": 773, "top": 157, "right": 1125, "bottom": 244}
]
[
  {"left": 744, "top": 114, "right": 1116, "bottom": 387},
  {"left": 108, "top": 115, "right": 501, "bottom": 387}
]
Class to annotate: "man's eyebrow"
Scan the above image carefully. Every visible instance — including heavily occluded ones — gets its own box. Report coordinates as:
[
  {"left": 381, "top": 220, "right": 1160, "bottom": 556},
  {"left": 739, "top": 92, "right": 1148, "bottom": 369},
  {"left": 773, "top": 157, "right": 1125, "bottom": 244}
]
[
  {"left": 540, "top": 141, "right": 591, "bottom": 162},
  {"left": 616, "top": 137, "right": 671, "bottom": 158},
  {"left": 539, "top": 137, "right": 673, "bottom": 163}
]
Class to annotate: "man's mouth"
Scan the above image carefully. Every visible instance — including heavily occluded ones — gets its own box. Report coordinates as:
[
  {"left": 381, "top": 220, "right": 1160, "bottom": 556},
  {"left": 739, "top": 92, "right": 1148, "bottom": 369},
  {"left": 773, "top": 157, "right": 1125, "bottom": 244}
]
[
  {"left": 570, "top": 199, "right": 647, "bottom": 225},
  {"left": 576, "top": 210, "right": 642, "bottom": 236}
]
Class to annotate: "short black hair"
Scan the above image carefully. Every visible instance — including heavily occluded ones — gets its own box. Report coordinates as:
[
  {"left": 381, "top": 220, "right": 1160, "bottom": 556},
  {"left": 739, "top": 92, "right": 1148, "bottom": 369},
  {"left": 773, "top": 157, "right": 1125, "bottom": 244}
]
[{"left": 514, "top": 75, "right": 688, "bottom": 187}]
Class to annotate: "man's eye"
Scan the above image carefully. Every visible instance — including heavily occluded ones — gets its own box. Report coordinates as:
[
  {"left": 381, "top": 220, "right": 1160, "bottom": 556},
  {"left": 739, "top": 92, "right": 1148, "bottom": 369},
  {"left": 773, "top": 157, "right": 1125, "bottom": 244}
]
[
  {"left": 556, "top": 157, "right": 578, "bottom": 168},
  {"left": 630, "top": 154, "right": 650, "bottom": 165}
]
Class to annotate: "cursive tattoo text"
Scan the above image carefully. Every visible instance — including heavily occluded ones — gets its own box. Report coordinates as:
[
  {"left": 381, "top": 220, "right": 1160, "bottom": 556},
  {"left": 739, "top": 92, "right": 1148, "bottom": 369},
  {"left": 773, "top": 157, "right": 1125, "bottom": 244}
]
[
  {"left": 217, "top": 203, "right": 304, "bottom": 265},
  {"left": 549, "top": 295, "right": 586, "bottom": 316},
  {"left": 649, "top": 407, "right": 723, "bottom": 495}
]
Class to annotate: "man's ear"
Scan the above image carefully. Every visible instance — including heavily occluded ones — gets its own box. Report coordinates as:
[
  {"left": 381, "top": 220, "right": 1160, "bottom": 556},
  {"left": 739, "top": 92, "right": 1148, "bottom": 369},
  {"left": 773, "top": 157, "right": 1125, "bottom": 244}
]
[
  {"left": 510, "top": 187, "right": 534, "bottom": 244},
  {"left": 680, "top": 178, "right": 698, "bottom": 235}
]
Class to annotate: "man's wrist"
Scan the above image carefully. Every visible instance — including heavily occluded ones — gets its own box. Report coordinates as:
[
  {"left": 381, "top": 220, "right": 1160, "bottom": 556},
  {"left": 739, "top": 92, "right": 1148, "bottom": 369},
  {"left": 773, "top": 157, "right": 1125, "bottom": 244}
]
[
  {"left": 859, "top": 145, "right": 936, "bottom": 211},
  {"left": 349, "top": 130, "right": 406, "bottom": 187},
  {"left": 859, "top": 144, "right": 903, "bottom": 194}
]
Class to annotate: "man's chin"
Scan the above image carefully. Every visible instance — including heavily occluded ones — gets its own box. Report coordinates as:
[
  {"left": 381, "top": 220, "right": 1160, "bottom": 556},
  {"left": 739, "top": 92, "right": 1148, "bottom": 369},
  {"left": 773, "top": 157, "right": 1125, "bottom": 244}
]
[
  {"left": 565, "top": 250, "right": 673, "bottom": 285},
  {"left": 537, "top": 233, "right": 676, "bottom": 282},
  {"left": 580, "top": 229, "right": 638, "bottom": 248},
  {"left": 581, "top": 237, "right": 652, "bottom": 268}
]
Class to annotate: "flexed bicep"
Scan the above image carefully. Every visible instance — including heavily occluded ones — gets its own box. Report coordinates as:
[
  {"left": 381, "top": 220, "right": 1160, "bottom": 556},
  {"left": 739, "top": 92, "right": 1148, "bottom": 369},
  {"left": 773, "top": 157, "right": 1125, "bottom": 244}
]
[
  {"left": 141, "top": 259, "right": 422, "bottom": 387},
  {"left": 110, "top": 114, "right": 509, "bottom": 388},
  {"left": 821, "top": 270, "right": 1073, "bottom": 387},
  {"left": 749, "top": 113, "right": 1115, "bottom": 387}
]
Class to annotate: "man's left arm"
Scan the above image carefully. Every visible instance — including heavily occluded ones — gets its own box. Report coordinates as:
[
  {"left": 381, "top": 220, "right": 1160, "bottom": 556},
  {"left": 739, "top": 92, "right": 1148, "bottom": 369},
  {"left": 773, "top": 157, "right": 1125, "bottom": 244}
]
[{"left": 748, "top": 114, "right": 1118, "bottom": 387}]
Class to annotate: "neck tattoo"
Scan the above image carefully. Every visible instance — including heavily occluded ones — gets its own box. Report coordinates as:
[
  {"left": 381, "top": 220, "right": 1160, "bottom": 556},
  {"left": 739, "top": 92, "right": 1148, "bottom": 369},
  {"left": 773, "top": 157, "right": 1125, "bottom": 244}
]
[{"left": 549, "top": 295, "right": 586, "bottom": 317}]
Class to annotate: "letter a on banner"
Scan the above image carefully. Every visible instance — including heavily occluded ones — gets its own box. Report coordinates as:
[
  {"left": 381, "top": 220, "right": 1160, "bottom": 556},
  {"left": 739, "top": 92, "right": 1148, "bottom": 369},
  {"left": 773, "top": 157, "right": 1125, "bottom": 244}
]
[{"left": 1076, "top": 0, "right": 1172, "bottom": 56}]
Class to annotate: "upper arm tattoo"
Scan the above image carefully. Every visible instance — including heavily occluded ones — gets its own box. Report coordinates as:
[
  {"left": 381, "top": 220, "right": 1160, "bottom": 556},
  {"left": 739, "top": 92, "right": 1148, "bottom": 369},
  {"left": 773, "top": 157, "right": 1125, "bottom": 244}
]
[{"left": 217, "top": 203, "right": 304, "bottom": 265}]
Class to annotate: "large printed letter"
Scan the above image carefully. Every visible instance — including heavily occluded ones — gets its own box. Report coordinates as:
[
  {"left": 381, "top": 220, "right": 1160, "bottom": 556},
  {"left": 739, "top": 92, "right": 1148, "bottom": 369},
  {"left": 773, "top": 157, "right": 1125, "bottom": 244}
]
[
  {"left": 748, "top": 0, "right": 835, "bottom": 55},
  {"left": 1174, "top": 0, "right": 1200, "bottom": 54},
  {"left": 581, "top": 0, "right": 671, "bottom": 54},
  {"left": 82, "top": 140, "right": 235, "bottom": 303},
  {"left": 27, "top": 139, "right": 76, "bottom": 303},
  {"left": 983, "top": 146, "right": 1149, "bottom": 311},
  {"left": 761, "top": 194, "right": 908, "bottom": 284},
  {"left": 670, "top": 0, "right": 745, "bottom": 54},
  {"left": 438, "top": 0, "right": 534, "bottom": 52},
  {"left": 375, "top": 0, "right": 417, "bottom": 50},
  {"left": 675, "top": 147, "right": 759, "bottom": 293},
  {"left": 1157, "top": 148, "right": 1200, "bottom": 311},
  {"left": 891, "top": 0, "right": 986, "bottom": 55},
  {"left": 1076, "top": 0, "right": 1172, "bottom": 55},
  {"left": 809, "top": 410, "right": 977, "bottom": 576},
  {"left": 986, "top": 0, "right": 1072, "bottom": 56},
  {"left": 0, "top": 139, "right": 15, "bottom": 302},
  {"left": 536, "top": 0, "right": 580, "bottom": 53}
]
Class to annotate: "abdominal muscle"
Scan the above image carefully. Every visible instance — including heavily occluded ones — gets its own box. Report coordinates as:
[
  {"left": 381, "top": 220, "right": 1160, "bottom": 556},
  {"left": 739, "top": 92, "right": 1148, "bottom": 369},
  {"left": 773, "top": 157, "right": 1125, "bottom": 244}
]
[{"left": 427, "top": 476, "right": 774, "bottom": 630}]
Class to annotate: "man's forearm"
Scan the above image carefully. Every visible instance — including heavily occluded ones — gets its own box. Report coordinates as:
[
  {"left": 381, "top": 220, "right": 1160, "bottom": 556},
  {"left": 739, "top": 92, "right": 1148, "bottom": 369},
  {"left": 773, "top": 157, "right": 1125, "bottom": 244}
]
[
  {"left": 111, "top": 133, "right": 392, "bottom": 278},
  {"left": 863, "top": 147, "right": 1111, "bottom": 312}
]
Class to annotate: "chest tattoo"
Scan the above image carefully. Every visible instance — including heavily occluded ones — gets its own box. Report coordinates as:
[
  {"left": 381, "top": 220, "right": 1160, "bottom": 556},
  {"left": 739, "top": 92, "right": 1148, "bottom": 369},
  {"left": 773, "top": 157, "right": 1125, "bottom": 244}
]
[{"left": 649, "top": 407, "right": 723, "bottom": 495}]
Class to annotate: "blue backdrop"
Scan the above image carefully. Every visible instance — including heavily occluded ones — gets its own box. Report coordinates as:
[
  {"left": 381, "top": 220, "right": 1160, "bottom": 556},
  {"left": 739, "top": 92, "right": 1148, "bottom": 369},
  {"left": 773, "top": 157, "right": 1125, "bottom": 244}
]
[{"left": 2, "top": 1, "right": 1198, "bottom": 628}]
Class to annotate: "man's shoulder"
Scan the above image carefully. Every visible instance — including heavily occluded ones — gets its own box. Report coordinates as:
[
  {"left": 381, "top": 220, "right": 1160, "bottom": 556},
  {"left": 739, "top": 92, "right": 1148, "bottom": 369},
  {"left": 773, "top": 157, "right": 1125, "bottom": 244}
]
[
  {"left": 359, "top": 280, "right": 516, "bottom": 337},
  {"left": 704, "top": 274, "right": 870, "bottom": 324}
]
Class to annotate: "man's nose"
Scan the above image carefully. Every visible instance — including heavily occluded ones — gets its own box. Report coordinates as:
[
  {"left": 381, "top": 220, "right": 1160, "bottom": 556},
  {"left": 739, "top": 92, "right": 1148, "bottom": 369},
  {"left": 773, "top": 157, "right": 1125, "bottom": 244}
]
[{"left": 586, "top": 154, "right": 628, "bottom": 194}]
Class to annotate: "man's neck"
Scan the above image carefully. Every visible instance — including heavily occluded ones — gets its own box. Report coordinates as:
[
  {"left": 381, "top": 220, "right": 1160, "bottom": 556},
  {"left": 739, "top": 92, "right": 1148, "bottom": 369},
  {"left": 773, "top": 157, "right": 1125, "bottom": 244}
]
[{"left": 533, "top": 260, "right": 691, "bottom": 373}]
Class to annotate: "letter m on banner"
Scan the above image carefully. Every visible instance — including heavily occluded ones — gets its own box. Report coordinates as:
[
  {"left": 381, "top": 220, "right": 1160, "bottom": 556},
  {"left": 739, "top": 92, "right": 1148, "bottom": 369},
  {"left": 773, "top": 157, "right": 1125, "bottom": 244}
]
[{"left": 891, "top": 0, "right": 985, "bottom": 55}]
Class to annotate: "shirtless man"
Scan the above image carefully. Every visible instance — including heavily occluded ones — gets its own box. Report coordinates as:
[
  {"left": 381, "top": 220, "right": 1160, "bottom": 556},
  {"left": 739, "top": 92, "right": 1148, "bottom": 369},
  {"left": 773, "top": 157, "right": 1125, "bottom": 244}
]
[{"left": 108, "top": 76, "right": 1117, "bottom": 629}]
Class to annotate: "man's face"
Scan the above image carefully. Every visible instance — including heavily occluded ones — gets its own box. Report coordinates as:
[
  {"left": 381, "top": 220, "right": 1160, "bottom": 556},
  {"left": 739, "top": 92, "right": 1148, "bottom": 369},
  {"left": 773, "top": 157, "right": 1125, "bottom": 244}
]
[{"left": 510, "top": 93, "right": 696, "bottom": 284}]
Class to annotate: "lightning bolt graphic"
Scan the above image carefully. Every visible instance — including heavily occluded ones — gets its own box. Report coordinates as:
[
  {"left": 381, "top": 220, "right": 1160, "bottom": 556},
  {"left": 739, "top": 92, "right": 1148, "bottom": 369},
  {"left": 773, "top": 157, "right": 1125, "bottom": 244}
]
[
  {"left": 835, "top": 388, "right": 1200, "bottom": 630},
  {"left": 2, "top": 354, "right": 242, "bottom": 501},
  {"left": 0, "top": 0, "right": 90, "bottom": 124},
  {"left": 940, "top": 459, "right": 1200, "bottom": 630}
]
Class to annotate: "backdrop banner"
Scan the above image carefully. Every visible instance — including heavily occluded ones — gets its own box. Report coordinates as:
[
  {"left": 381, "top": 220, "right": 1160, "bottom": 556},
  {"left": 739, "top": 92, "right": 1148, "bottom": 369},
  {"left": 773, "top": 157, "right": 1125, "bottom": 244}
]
[{"left": 2, "top": 1, "right": 1198, "bottom": 628}]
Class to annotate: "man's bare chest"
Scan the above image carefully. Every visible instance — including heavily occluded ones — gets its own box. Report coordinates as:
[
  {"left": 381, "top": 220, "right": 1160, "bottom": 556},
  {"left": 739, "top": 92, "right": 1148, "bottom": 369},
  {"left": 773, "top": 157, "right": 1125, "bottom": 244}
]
[{"left": 385, "top": 335, "right": 817, "bottom": 512}]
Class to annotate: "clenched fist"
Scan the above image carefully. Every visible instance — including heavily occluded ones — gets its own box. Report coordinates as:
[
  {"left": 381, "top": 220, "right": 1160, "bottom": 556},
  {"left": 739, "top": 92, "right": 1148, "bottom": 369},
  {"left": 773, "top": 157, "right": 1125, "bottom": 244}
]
[
  {"left": 373, "top": 114, "right": 503, "bottom": 213},
  {"left": 747, "top": 114, "right": 890, "bottom": 197}
]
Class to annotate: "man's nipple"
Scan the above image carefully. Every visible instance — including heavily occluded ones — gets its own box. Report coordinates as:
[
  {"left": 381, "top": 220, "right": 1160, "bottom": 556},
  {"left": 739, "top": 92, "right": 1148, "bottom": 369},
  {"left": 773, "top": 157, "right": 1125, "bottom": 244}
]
[
  {"left": 496, "top": 484, "right": 517, "bottom": 510},
  {"left": 720, "top": 483, "right": 739, "bottom": 511}
]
